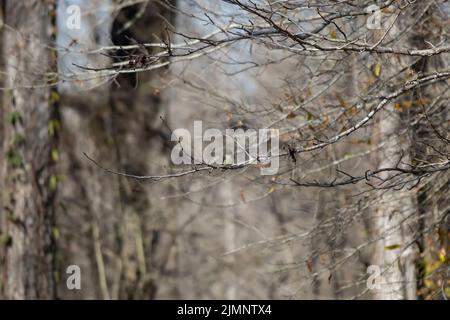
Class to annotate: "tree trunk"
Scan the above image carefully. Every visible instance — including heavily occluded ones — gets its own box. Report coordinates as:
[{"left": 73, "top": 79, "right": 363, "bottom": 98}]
[
  {"left": 0, "top": 0, "right": 58, "bottom": 299},
  {"left": 372, "top": 111, "right": 417, "bottom": 299}
]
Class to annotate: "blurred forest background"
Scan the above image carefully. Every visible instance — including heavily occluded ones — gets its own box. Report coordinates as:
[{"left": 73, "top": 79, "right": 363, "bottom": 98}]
[{"left": 0, "top": 0, "right": 449, "bottom": 299}]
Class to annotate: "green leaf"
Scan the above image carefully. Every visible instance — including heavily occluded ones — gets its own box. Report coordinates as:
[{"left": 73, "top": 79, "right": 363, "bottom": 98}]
[
  {"left": 6, "top": 150, "right": 23, "bottom": 168},
  {"left": 372, "top": 63, "right": 381, "bottom": 78},
  {"left": 48, "top": 120, "right": 60, "bottom": 137},
  {"left": 0, "top": 233, "right": 13, "bottom": 247},
  {"left": 52, "top": 227, "right": 60, "bottom": 240},
  {"left": 49, "top": 174, "right": 58, "bottom": 191},
  {"left": 48, "top": 91, "right": 60, "bottom": 105},
  {"left": 7, "top": 112, "right": 21, "bottom": 125},
  {"left": 384, "top": 244, "right": 401, "bottom": 251},
  {"left": 51, "top": 148, "right": 59, "bottom": 162},
  {"left": 13, "top": 134, "right": 25, "bottom": 147}
]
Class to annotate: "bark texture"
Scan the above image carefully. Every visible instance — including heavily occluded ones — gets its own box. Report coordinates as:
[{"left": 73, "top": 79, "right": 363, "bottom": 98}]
[{"left": 0, "top": 0, "right": 58, "bottom": 299}]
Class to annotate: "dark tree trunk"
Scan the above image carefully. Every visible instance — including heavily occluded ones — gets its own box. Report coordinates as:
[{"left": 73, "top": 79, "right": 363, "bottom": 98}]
[
  {"left": 0, "top": 0, "right": 58, "bottom": 299},
  {"left": 109, "top": 0, "right": 176, "bottom": 299}
]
